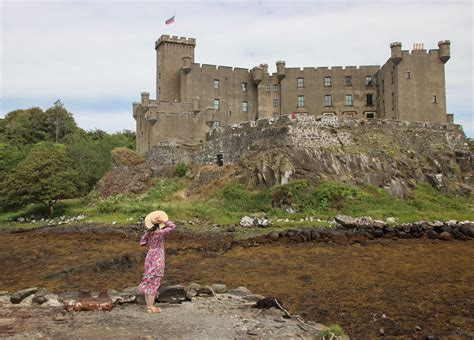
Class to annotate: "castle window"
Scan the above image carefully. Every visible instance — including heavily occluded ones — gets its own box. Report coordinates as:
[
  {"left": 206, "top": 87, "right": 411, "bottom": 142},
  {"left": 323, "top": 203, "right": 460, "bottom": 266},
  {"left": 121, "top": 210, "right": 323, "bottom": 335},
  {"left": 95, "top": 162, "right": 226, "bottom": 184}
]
[
  {"left": 366, "top": 112, "right": 375, "bottom": 119},
  {"left": 324, "top": 95, "right": 332, "bottom": 107},
  {"left": 406, "top": 71, "right": 411, "bottom": 79},
  {"left": 213, "top": 99, "right": 220, "bottom": 110},
  {"left": 365, "top": 76, "right": 373, "bottom": 86},
  {"left": 391, "top": 71, "right": 394, "bottom": 84},
  {"left": 265, "top": 84, "right": 270, "bottom": 92},
  {"left": 273, "top": 84, "right": 279, "bottom": 92},
  {"left": 242, "top": 101, "right": 248, "bottom": 112},
  {"left": 432, "top": 95, "right": 438, "bottom": 104},
  {"left": 213, "top": 79, "right": 220, "bottom": 89},
  {"left": 382, "top": 80, "right": 384, "bottom": 93},
  {"left": 297, "top": 95, "right": 305, "bottom": 108},
  {"left": 345, "top": 76, "right": 352, "bottom": 86},
  {"left": 345, "top": 94, "right": 353, "bottom": 106},
  {"left": 273, "top": 99, "right": 278, "bottom": 107},
  {"left": 324, "top": 77, "right": 332, "bottom": 87},
  {"left": 366, "top": 94, "right": 374, "bottom": 106},
  {"left": 242, "top": 82, "right": 247, "bottom": 92},
  {"left": 391, "top": 92, "right": 394, "bottom": 110},
  {"left": 297, "top": 77, "right": 304, "bottom": 88}
]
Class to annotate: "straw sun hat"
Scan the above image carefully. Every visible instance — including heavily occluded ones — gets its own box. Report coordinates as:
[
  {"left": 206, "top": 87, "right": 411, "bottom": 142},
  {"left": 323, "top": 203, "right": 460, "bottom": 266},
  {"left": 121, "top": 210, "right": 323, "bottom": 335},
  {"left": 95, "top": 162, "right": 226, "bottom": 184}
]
[{"left": 144, "top": 210, "right": 169, "bottom": 229}]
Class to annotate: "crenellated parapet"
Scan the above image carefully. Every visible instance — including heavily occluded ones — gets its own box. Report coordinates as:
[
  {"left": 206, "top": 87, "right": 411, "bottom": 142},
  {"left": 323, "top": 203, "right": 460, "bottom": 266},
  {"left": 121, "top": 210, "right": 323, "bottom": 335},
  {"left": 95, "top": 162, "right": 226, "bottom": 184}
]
[{"left": 155, "top": 35, "right": 196, "bottom": 49}]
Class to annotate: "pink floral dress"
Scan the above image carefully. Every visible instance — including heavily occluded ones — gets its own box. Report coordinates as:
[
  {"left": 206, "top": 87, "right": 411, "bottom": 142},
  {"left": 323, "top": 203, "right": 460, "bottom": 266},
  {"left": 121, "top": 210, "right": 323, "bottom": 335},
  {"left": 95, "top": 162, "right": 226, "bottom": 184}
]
[{"left": 138, "top": 220, "right": 176, "bottom": 295}]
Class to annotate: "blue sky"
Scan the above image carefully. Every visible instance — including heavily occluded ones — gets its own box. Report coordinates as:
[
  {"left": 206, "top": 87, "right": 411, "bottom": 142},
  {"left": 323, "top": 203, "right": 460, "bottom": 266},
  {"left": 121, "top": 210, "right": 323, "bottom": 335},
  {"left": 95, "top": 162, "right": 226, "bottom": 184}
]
[{"left": 1, "top": 0, "right": 473, "bottom": 136}]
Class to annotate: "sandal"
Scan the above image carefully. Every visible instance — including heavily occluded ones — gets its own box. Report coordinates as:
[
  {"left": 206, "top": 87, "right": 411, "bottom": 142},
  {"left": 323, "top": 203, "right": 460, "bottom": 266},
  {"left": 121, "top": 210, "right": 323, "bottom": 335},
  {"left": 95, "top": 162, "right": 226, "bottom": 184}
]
[{"left": 146, "top": 306, "right": 161, "bottom": 314}]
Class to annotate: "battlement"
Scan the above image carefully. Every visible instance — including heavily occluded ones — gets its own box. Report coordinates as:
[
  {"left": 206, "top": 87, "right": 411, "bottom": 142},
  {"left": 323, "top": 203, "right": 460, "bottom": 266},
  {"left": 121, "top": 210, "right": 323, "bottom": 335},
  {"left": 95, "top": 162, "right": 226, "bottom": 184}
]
[
  {"left": 155, "top": 35, "right": 196, "bottom": 48},
  {"left": 284, "top": 65, "right": 380, "bottom": 72},
  {"left": 192, "top": 63, "right": 251, "bottom": 74}
]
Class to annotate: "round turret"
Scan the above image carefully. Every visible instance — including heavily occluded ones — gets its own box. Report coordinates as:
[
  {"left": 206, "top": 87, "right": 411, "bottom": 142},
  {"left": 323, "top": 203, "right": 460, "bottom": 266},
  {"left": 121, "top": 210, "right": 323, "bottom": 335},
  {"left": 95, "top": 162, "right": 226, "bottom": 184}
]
[
  {"left": 259, "top": 63, "right": 268, "bottom": 74},
  {"left": 252, "top": 66, "right": 263, "bottom": 85},
  {"left": 182, "top": 56, "right": 192, "bottom": 73},
  {"left": 141, "top": 92, "right": 150, "bottom": 105},
  {"left": 390, "top": 42, "right": 402, "bottom": 65},
  {"left": 276, "top": 60, "right": 286, "bottom": 80},
  {"left": 438, "top": 40, "right": 451, "bottom": 64}
]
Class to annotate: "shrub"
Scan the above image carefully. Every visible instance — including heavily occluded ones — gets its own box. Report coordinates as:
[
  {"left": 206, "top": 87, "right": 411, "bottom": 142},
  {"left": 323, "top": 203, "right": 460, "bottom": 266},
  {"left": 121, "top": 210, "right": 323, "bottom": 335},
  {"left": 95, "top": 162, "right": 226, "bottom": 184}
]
[
  {"left": 174, "top": 162, "right": 188, "bottom": 177},
  {"left": 318, "top": 324, "right": 347, "bottom": 339}
]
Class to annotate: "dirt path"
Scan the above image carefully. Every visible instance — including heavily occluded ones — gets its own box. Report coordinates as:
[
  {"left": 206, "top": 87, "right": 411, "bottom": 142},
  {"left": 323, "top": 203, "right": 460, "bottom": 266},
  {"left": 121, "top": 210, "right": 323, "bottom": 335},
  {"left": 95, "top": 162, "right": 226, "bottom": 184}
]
[{"left": 0, "top": 230, "right": 473, "bottom": 338}]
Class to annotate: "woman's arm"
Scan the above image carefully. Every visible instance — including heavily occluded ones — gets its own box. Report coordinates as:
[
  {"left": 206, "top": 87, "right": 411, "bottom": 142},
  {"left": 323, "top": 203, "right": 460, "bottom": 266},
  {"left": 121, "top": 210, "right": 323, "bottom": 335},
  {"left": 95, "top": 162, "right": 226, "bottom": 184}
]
[
  {"left": 156, "top": 220, "right": 176, "bottom": 237},
  {"left": 139, "top": 231, "right": 150, "bottom": 246}
]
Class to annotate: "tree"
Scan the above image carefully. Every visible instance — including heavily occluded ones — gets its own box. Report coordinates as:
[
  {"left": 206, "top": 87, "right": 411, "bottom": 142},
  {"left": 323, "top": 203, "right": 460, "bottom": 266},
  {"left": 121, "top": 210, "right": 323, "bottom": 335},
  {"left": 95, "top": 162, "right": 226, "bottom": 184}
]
[
  {"left": 0, "top": 142, "right": 83, "bottom": 215},
  {"left": 3, "top": 101, "right": 78, "bottom": 145}
]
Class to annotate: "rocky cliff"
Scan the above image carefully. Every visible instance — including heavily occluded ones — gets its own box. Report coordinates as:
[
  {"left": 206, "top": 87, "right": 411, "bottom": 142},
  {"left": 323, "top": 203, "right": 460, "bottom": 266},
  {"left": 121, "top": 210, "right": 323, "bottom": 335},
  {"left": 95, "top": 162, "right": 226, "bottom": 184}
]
[{"left": 146, "top": 114, "right": 472, "bottom": 197}]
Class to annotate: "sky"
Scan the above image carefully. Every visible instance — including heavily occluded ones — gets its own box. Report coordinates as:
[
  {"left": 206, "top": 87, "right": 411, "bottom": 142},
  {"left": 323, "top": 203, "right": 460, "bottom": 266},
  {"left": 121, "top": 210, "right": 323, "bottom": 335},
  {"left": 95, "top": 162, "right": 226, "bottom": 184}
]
[{"left": 1, "top": 0, "right": 473, "bottom": 136}]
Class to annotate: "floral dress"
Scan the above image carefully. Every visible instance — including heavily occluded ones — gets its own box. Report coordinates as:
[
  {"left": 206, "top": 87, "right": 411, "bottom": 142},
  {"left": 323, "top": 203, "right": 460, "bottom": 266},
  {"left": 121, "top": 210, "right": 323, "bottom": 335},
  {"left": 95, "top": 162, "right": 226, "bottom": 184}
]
[{"left": 138, "top": 220, "right": 176, "bottom": 295}]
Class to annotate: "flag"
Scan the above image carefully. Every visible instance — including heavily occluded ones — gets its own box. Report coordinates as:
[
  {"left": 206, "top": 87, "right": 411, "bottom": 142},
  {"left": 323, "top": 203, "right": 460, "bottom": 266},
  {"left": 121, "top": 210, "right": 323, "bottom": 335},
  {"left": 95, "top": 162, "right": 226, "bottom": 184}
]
[{"left": 165, "top": 16, "right": 175, "bottom": 25}]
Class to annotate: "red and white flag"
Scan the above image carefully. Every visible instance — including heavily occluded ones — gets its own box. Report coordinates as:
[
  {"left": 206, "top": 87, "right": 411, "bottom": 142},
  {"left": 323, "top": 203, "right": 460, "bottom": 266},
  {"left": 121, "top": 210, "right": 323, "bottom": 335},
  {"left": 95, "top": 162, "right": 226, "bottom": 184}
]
[{"left": 165, "top": 16, "right": 175, "bottom": 25}]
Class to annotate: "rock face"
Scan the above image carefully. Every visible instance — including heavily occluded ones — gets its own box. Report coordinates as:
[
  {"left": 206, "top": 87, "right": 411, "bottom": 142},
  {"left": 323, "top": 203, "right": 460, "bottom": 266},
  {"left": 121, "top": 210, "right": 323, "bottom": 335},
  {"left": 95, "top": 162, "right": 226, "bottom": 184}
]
[
  {"left": 146, "top": 114, "right": 472, "bottom": 198},
  {"left": 96, "top": 164, "right": 152, "bottom": 198}
]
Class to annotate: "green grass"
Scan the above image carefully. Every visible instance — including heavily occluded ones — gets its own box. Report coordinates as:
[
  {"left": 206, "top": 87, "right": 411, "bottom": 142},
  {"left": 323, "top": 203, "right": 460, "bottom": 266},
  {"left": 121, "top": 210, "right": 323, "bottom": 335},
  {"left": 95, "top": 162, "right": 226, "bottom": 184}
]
[{"left": 1, "top": 178, "right": 472, "bottom": 231}]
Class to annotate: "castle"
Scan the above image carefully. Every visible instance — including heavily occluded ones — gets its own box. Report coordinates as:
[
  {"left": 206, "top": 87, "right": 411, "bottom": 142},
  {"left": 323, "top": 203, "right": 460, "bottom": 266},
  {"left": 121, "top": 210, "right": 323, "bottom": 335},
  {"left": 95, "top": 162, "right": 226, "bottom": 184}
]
[{"left": 133, "top": 35, "right": 452, "bottom": 154}]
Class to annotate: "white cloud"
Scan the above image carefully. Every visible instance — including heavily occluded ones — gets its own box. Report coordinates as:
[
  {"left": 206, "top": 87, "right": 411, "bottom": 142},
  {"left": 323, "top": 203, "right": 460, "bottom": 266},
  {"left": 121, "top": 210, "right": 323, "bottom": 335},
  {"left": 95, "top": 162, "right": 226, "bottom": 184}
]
[{"left": 1, "top": 0, "right": 472, "bottom": 135}]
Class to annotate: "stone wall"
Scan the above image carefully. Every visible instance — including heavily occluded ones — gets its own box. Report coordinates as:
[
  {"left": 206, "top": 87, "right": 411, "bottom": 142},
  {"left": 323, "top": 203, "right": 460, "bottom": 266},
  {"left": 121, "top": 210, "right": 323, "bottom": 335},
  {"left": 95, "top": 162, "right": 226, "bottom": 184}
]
[{"left": 146, "top": 114, "right": 472, "bottom": 196}]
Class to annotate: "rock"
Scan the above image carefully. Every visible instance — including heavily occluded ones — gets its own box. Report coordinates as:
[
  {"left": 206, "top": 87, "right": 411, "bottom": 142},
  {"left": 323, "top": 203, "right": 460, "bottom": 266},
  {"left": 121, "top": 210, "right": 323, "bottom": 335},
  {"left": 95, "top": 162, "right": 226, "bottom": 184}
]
[
  {"left": 18, "top": 294, "right": 35, "bottom": 306},
  {"left": 442, "top": 225, "right": 453, "bottom": 233},
  {"left": 43, "top": 294, "right": 62, "bottom": 307},
  {"left": 373, "top": 229, "right": 384, "bottom": 238},
  {"left": 268, "top": 232, "right": 279, "bottom": 241},
  {"left": 185, "top": 289, "right": 197, "bottom": 299},
  {"left": 122, "top": 286, "right": 139, "bottom": 295},
  {"left": 53, "top": 314, "right": 68, "bottom": 322},
  {"left": 452, "top": 229, "right": 467, "bottom": 241},
  {"left": 157, "top": 285, "right": 189, "bottom": 303},
  {"left": 355, "top": 216, "right": 374, "bottom": 227},
  {"left": 211, "top": 284, "right": 227, "bottom": 294},
  {"left": 187, "top": 282, "right": 201, "bottom": 292},
  {"left": 335, "top": 215, "right": 357, "bottom": 228},
  {"left": 439, "top": 231, "right": 452, "bottom": 241},
  {"left": 263, "top": 307, "right": 285, "bottom": 317},
  {"left": 239, "top": 216, "right": 254, "bottom": 228},
  {"left": 228, "top": 287, "right": 252, "bottom": 297},
  {"left": 110, "top": 292, "right": 136, "bottom": 305},
  {"left": 256, "top": 217, "right": 270, "bottom": 228},
  {"left": 373, "top": 220, "right": 386, "bottom": 228},
  {"left": 386, "top": 217, "right": 398, "bottom": 224},
  {"left": 10, "top": 287, "right": 38, "bottom": 304},
  {"left": 197, "top": 286, "right": 212, "bottom": 296},
  {"left": 242, "top": 294, "right": 265, "bottom": 302},
  {"left": 32, "top": 288, "right": 49, "bottom": 305},
  {"left": 226, "top": 225, "right": 236, "bottom": 232}
]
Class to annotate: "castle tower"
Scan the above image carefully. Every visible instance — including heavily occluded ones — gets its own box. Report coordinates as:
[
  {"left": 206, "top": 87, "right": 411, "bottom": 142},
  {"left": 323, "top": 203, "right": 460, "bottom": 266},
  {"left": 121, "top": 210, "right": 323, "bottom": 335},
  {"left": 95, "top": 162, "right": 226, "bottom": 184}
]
[
  {"left": 378, "top": 40, "right": 451, "bottom": 123},
  {"left": 155, "top": 35, "right": 196, "bottom": 101}
]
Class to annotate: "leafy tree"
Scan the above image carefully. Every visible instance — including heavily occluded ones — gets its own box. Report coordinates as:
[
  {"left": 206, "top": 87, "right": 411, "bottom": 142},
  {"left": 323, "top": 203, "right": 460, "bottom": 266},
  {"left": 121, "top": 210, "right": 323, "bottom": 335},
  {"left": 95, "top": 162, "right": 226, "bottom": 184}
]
[
  {"left": 0, "top": 142, "right": 83, "bottom": 215},
  {"left": 2, "top": 101, "right": 78, "bottom": 145},
  {"left": 44, "top": 100, "right": 78, "bottom": 142},
  {"left": 0, "top": 144, "right": 30, "bottom": 182}
]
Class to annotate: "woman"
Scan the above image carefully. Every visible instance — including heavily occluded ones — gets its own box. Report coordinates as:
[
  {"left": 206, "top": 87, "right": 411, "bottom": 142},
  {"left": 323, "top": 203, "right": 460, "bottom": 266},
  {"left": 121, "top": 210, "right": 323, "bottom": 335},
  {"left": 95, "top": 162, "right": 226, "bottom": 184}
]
[{"left": 138, "top": 210, "right": 176, "bottom": 313}]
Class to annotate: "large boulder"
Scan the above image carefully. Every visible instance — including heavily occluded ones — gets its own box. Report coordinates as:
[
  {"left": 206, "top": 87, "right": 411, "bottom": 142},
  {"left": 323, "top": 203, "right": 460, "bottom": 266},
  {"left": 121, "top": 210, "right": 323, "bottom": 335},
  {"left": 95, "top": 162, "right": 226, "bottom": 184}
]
[
  {"left": 96, "top": 164, "right": 152, "bottom": 198},
  {"left": 10, "top": 287, "right": 38, "bottom": 304},
  {"left": 335, "top": 215, "right": 357, "bottom": 228}
]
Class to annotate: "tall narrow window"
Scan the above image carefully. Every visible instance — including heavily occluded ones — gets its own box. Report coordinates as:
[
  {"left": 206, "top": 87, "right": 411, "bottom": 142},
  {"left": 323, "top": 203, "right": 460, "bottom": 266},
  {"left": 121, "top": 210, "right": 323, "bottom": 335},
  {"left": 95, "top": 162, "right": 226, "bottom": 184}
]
[
  {"left": 242, "top": 82, "right": 247, "bottom": 92},
  {"left": 365, "top": 76, "right": 373, "bottom": 86},
  {"left": 406, "top": 71, "right": 411, "bottom": 79},
  {"left": 324, "top": 77, "right": 332, "bottom": 87},
  {"left": 382, "top": 80, "right": 385, "bottom": 93},
  {"left": 345, "top": 94, "right": 353, "bottom": 106},
  {"left": 345, "top": 76, "right": 352, "bottom": 86},
  {"left": 297, "top": 95, "right": 305, "bottom": 108},
  {"left": 265, "top": 84, "right": 270, "bottom": 92},
  {"left": 213, "top": 79, "right": 219, "bottom": 89},
  {"left": 391, "top": 71, "right": 394, "bottom": 84},
  {"left": 324, "top": 95, "right": 332, "bottom": 107},
  {"left": 213, "top": 99, "right": 220, "bottom": 110},
  {"left": 297, "top": 77, "right": 304, "bottom": 88},
  {"left": 242, "top": 101, "right": 248, "bottom": 112},
  {"left": 273, "top": 84, "right": 279, "bottom": 92},
  {"left": 432, "top": 95, "right": 438, "bottom": 103},
  {"left": 391, "top": 92, "right": 394, "bottom": 110},
  {"left": 273, "top": 99, "right": 278, "bottom": 107},
  {"left": 366, "top": 94, "right": 373, "bottom": 106}
]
